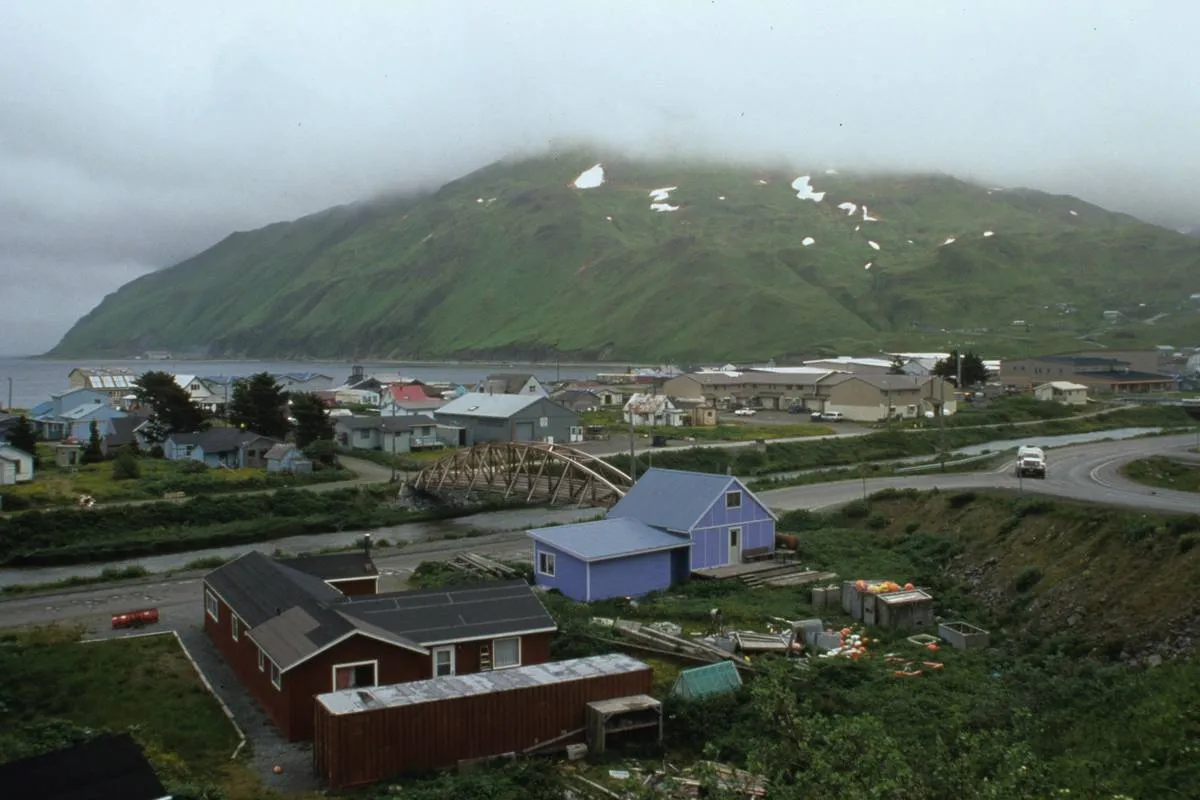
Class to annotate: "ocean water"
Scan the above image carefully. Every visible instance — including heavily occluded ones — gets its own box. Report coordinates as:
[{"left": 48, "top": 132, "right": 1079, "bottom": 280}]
[{"left": 0, "top": 357, "right": 607, "bottom": 410}]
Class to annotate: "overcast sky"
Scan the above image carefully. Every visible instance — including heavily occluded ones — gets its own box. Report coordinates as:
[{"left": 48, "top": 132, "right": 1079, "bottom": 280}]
[{"left": 2, "top": 1, "right": 1198, "bottom": 355}]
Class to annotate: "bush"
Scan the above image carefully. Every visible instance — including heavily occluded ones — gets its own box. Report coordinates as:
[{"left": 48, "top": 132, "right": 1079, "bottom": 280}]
[
  {"left": 841, "top": 499, "right": 870, "bottom": 519},
  {"left": 1179, "top": 533, "right": 1199, "bottom": 554},
  {"left": 178, "top": 460, "right": 208, "bottom": 475},
  {"left": 904, "top": 520, "right": 920, "bottom": 534},
  {"left": 1015, "top": 565, "right": 1044, "bottom": 593},
  {"left": 947, "top": 491, "right": 977, "bottom": 509},
  {"left": 112, "top": 450, "right": 141, "bottom": 480},
  {"left": 866, "top": 513, "right": 889, "bottom": 530}
]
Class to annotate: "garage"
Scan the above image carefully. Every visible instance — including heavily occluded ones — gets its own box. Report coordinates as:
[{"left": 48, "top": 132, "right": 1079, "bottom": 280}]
[{"left": 515, "top": 421, "right": 536, "bottom": 441}]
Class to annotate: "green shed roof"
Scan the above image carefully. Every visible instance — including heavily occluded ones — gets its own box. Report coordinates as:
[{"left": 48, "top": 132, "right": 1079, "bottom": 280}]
[{"left": 671, "top": 660, "right": 742, "bottom": 700}]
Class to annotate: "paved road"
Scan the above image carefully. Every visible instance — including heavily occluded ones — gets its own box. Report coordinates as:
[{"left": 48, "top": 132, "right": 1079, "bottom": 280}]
[
  {"left": 579, "top": 404, "right": 1143, "bottom": 459},
  {"left": 759, "top": 432, "right": 1200, "bottom": 514}
]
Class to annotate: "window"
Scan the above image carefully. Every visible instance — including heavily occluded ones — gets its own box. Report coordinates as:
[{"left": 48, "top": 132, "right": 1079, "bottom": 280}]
[
  {"left": 433, "top": 647, "right": 455, "bottom": 677},
  {"left": 333, "top": 661, "right": 378, "bottom": 691},
  {"left": 257, "top": 648, "right": 265, "bottom": 672},
  {"left": 205, "top": 590, "right": 219, "bottom": 622},
  {"left": 725, "top": 491, "right": 742, "bottom": 509},
  {"left": 493, "top": 637, "right": 521, "bottom": 669},
  {"left": 358, "top": 429, "right": 370, "bottom": 440},
  {"left": 231, "top": 615, "right": 240, "bottom": 641},
  {"left": 537, "top": 551, "right": 556, "bottom": 577},
  {"left": 538, "top": 416, "right": 549, "bottom": 428},
  {"left": 269, "top": 660, "right": 281, "bottom": 690}
]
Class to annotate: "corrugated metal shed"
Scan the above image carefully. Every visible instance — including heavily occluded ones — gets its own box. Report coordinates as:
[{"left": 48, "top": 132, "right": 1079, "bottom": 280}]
[
  {"left": 318, "top": 653, "right": 646, "bottom": 714},
  {"left": 670, "top": 660, "right": 743, "bottom": 700},
  {"left": 313, "top": 654, "right": 654, "bottom": 787},
  {"left": 528, "top": 518, "right": 690, "bottom": 562}
]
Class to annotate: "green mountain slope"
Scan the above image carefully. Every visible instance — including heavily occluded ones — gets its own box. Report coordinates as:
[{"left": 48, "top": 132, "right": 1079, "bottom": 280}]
[{"left": 50, "top": 152, "right": 1200, "bottom": 361}]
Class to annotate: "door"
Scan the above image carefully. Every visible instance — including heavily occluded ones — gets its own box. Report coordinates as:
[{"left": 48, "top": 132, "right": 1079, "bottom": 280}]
[
  {"left": 515, "top": 421, "right": 535, "bottom": 441},
  {"left": 728, "top": 527, "right": 742, "bottom": 565}
]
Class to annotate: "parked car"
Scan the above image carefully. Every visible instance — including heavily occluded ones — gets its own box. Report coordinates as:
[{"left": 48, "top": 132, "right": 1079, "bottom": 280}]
[
  {"left": 733, "top": 408, "right": 757, "bottom": 416},
  {"left": 812, "top": 410, "right": 845, "bottom": 422}
]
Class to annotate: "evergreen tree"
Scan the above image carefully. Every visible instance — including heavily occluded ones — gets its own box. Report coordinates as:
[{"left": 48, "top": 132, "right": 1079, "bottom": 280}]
[
  {"left": 228, "top": 372, "right": 290, "bottom": 440},
  {"left": 933, "top": 349, "right": 988, "bottom": 388},
  {"left": 888, "top": 355, "right": 907, "bottom": 375},
  {"left": 6, "top": 415, "right": 38, "bottom": 464},
  {"left": 134, "top": 371, "right": 208, "bottom": 441},
  {"left": 82, "top": 420, "right": 104, "bottom": 463},
  {"left": 291, "top": 392, "right": 334, "bottom": 449}
]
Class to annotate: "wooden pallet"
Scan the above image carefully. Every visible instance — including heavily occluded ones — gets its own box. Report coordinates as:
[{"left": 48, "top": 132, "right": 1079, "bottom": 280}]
[
  {"left": 445, "top": 552, "right": 518, "bottom": 579},
  {"left": 743, "top": 568, "right": 839, "bottom": 589}
]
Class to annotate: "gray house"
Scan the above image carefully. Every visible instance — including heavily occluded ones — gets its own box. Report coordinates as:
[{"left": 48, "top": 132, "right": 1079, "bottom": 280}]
[
  {"left": 473, "top": 373, "right": 548, "bottom": 397},
  {"left": 434, "top": 392, "right": 582, "bottom": 446},
  {"left": 164, "top": 429, "right": 280, "bottom": 469},
  {"left": 333, "top": 414, "right": 441, "bottom": 453}
]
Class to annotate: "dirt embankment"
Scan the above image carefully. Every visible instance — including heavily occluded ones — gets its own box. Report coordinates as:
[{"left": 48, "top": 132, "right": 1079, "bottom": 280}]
[{"left": 854, "top": 490, "right": 1200, "bottom": 664}]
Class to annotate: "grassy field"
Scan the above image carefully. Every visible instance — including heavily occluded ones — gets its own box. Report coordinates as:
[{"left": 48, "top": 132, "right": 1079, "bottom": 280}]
[
  {"left": 0, "top": 628, "right": 242, "bottom": 796},
  {"left": 0, "top": 446, "right": 350, "bottom": 509},
  {"left": 49, "top": 150, "right": 1200, "bottom": 363},
  {"left": 1121, "top": 455, "right": 1200, "bottom": 493}
]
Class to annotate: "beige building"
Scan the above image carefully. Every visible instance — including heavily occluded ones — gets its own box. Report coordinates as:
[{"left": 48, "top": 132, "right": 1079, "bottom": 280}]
[
  {"left": 1033, "top": 381, "right": 1089, "bottom": 406},
  {"left": 662, "top": 370, "right": 956, "bottom": 421},
  {"left": 67, "top": 367, "right": 138, "bottom": 406},
  {"left": 1000, "top": 350, "right": 1174, "bottom": 392},
  {"left": 818, "top": 374, "right": 957, "bottom": 422}
]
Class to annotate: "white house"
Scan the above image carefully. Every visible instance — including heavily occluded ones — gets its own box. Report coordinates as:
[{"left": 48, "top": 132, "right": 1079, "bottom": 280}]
[
  {"left": 1034, "top": 381, "right": 1089, "bottom": 406},
  {"left": 0, "top": 444, "right": 34, "bottom": 485},
  {"left": 623, "top": 393, "right": 684, "bottom": 427},
  {"left": 474, "top": 373, "right": 549, "bottom": 397},
  {"left": 174, "top": 375, "right": 229, "bottom": 413}
]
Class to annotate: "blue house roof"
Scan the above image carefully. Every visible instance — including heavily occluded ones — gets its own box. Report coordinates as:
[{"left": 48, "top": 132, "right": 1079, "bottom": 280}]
[
  {"left": 528, "top": 517, "right": 690, "bottom": 562},
  {"left": 607, "top": 468, "right": 775, "bottom": 531}
]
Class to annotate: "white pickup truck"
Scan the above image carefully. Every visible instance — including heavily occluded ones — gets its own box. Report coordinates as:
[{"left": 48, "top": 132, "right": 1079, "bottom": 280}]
[{"left": 1015, "top": 445, "right": 1047, "bottom": 479}]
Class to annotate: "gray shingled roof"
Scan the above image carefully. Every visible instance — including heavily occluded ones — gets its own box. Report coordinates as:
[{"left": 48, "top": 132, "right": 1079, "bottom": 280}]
[
  {"left": 205, "top": 554, "right": 554, "bottom": 670},
  {"left": 436, "top": 392, "right": 543, "bottom": 418},
  {"left": 528, "top": 517, "right": 690, "bottom": 562},
  {"left": 167, "top": 428, "right": 278, "bottom": 453},
  {"left": 338, "top": 580, "right": 557, "bottom": 645},
  {"left": 280, "top": 552, "right": 378, "bottom": 581},
  {"left": 607, "top": 467, "right": 749, "bottom": 531},
  {"left": 481, "top": 373, "right": 537, "bottom": 394},
  {"left": 335, "top": 414, "right": 436, "bottom": 431}
]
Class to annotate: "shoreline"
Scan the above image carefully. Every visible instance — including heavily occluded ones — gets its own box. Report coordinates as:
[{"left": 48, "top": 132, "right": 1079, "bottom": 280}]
[{"left": 15, "top": 355, "right": 658, "bottom": 369}]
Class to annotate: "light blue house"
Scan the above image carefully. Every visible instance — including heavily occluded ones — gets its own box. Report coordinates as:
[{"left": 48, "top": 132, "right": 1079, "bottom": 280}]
[
  {"left": 528, "top": 518, "right": 692, "bottom": 602},
  {"left": 30, "top": 388, "right": 126, "bottom": 441},
  {"left": 164, "top": 429, "right": 280, "bottom": 468},
  {"left": 527, "top": 468, "right": 777, "bottom": 602}
]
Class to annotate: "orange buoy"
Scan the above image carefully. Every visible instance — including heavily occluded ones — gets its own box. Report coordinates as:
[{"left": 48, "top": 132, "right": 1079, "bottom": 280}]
[
  {"left": 273, "top": 765, "right": 283, "bottom": 774},
  {"left": 926, "top": 643, "right": 939, "bottom": 652},
  {"left": 904, "top": 582, "right": 915, "bottom": 591}
]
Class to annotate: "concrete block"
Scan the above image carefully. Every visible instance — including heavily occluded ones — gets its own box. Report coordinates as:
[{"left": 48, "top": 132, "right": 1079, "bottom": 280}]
[{"left": 938, "top": 620, "right": 990, "bottom": 650}]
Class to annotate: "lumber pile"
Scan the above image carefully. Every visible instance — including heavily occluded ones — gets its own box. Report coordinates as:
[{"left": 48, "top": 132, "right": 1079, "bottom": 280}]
[
  {"left": 743, "top": 567, "right": 838, "bottom": 589},
  {"left": 445, "top": 552, "right": 517, "bottom": 578}
]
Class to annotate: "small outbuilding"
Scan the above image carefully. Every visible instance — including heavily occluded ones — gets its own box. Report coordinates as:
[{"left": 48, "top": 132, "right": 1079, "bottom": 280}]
[
  {"left": 1033, "top": 381, "right": 1089, "bottom": 406},
  {"left": 435, "top": 392, "right": 582, "bottom": 446},
  {"left": 670, "top": 660, "right": 743, "bottom": 700},
  {"left": 0, "top": 444, "right": 34, "bottom": 485}
]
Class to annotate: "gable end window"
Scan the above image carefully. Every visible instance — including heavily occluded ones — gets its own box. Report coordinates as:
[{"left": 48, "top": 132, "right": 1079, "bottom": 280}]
[
  {"left": 257, "top": 648, "right": 265, "bottom": 672},
  {"left": 270, "top": 660, "right": 282, "bottom": 690},
  {"left": 204, "top": 590, "right": 219, "bottom": 622},
  {"left": 725, "top": 491, "right": 742, "bottom": 509},
  {"left": 333, "top": 660, "right": 378, "bottom": 691},
  {"left": 537, "top": 551, "right": 556, "bottom": 577},
  {"left": 231, "top": 615, "right": 240, "bottom": 641}
]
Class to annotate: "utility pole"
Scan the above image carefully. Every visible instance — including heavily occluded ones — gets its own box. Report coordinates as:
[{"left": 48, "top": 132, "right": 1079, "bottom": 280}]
[
  {"left": 5, "top": 377, "right": 11, "bottom": 411},
  {"left": 629, "top": 414, "right": 637, "bottom": 481},
  {"left": 956, "top": 349, "right": 963, "bottom": 391}
]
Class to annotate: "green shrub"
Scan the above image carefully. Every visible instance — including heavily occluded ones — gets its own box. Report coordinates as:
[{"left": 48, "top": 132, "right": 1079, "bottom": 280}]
[
  {"left": 112, "top": 450, "right": 141, "bottom": 480},
  {"left": 866, "top": 513, "right": 889, "bottom": 530},
  {"left": 904, "top": 520, "right": 920, "bottom": 534},
  {"left": 1015, "top": 565, "right": 1044, "bottom": 593},
  {"left": 841, "top": 499, "right": 870, "bottom": 519},
  {"left": 1179, "top": 533, "right": 1199, "bottom": 554},
  {"left": 947, "top": 491, "right": 977, "bottom": 509}
]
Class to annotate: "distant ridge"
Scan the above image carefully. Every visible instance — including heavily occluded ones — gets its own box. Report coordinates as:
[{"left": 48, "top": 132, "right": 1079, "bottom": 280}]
[{"left": 49, "top": 151, "right": 1200, "bottom": 361}]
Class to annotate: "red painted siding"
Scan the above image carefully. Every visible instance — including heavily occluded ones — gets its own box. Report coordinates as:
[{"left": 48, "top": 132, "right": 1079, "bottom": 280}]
[
  {"left": 314, "top": 663, "right": 654, "bottom": 788},
  {"left": 328, "top": 577, "right": 378, "bottom": 597},
  {"left": 204, "top": 580, "right": 556, "bottom": 742}
]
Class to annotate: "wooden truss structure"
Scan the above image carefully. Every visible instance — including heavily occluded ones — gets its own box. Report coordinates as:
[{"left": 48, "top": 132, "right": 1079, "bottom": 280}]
[{"left": 411, "top": 442, "right": 633, "bottom": 508}]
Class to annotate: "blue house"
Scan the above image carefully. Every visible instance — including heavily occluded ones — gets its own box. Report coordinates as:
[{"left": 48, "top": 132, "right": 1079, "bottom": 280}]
[
  {"left": 527, "top": 468, "right": 778, "bottom": 602},
  {"left": 30, "top": 388, "right": 126, "bottom": 441},
  {"left": 164, "top": 429, "right": 280, "bottom": 469},
  {"left": 528, "top": 518, "right": 692, "bottom": 602}
]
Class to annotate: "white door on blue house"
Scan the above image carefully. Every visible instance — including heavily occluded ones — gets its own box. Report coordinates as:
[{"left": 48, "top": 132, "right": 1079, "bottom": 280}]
[{"left": 728, "top": 527, "right": 742, "bottom": 565}]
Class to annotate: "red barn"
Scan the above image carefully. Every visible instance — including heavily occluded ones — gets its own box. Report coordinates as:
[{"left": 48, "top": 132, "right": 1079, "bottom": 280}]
[{"left": 202, "top": 552, "right": 557, "bottom": 741}]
